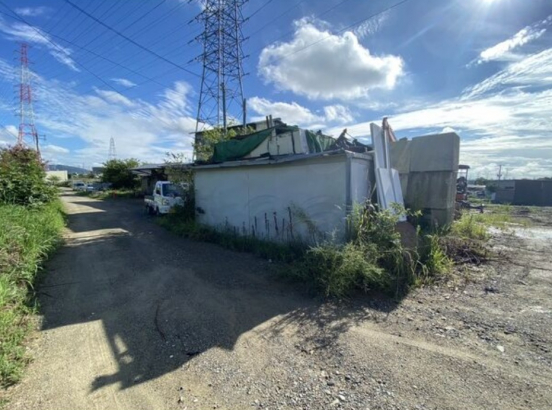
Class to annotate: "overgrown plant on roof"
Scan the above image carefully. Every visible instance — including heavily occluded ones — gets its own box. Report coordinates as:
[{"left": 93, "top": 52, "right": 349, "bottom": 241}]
[{"left": 193, "top": 125, "right": 253, "bottom": 163}]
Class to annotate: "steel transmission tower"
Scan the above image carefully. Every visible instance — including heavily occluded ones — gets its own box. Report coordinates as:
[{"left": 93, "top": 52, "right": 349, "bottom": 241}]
[
  {"left": 192, "top": 0, "right": 248, "bottom": 133},
  {"left": 16, "top": 43, "right": 40, "bottom": 154},
  {"left": 108, "top": 136, "right": 117, "bottom": 161}
]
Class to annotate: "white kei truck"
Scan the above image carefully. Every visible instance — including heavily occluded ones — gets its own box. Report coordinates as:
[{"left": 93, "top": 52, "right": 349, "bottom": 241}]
[{"left": 144, "top": 181, "right": 186, "bottom": 215}]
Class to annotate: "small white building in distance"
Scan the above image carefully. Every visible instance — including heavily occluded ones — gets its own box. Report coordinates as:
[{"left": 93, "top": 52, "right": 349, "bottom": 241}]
[{"left": 45, "top": 170, "right": 68, "bottom": 182}]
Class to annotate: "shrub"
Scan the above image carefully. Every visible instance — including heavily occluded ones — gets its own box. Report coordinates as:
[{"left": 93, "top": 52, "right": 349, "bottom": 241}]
[
  {"left": 101, "top": 158, "right": 139, "bottom": 189},
  {"left": 295, "top": 242, "right": 388, "bottom": 297},
  {"left": 0, "top": 146, "right": 57, "bottom": 206}
]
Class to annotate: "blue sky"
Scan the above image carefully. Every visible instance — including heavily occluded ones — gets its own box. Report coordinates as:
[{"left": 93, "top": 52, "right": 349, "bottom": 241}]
[{"left": 0, "top": 0, "right": 551, "bottom": 179}]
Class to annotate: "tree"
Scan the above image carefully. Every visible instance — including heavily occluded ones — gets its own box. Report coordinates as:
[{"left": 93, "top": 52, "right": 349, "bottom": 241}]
[
  {"left": 0, "top": 145, "right": 57, "bottom": 206},
  {"left": 193, "top": 126, "right": 253, "bottom": 162},
  {"left": 474, "top": 177, "right": 488, "bottom": 186},
  {"left": 101, "top": 158, "right": 139, "bottom": 189}
]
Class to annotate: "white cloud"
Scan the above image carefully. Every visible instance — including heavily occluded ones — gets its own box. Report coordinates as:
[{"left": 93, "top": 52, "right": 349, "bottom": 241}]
[
  {"left": 111, "top": 78, "right": 137, "bottom": 88},
  {"left": 248, "top": 98, "right": 355, "bottom": 126},
  {"left": 464, "top": 48, "right": 552, "bottom": 98},
  {"left": 476, "top": 15, "right": 551, "bottom": 64},
  {"left": 354, "top": 13, "right": 388, "bottom": 39},
  {"left": 441, "top": 126, "right": 456, "bottom": 133},
  {"left": 0, "top": 125, "right": 18, "bottom": 146},
  {"left": 325, "top": 48, "right": 552, "bottom": 178},
  {"left": 14, "top": 7, "right": 50, "bottom": 17},
  {"left": 0, "top": 17, "right": 78, "bottom": 71},
  {"left": 11, "top": 71, "right": 199, "bottom": 167},
  {"left": 258, "top": 19, "right": 404, "bottom": 100},
  {"left": 42, "top": 144, "right": 69, "bottom": 154},
  {"left": 95, "top": 89, "right": 136, "bottom": 107},
  {"left": 323, "top": 105, "right": 353, "bottom": 123},
  {"left": 248, "top": 97, "right": 321, "bottom": 125}
]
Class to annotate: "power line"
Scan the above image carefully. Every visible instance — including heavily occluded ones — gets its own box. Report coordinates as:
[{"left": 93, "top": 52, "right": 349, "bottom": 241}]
[
  {"left": 37, "top": 1, "right": 167, "bottom": 78},
  {"left": 63, "top": 0, "right": 201, "bottom": 78},
  {"left": 292, "top": 0, "right": 412, "bottom": 56},
  {"left": 247, "top": 0, "right": 306, "bottom": 37},
  {"left": 247, "top": 0, "right": 275, "bottom": 20},
  {"left": 260, "top": 0, "right": 413, "bottom": 59},
  {"left": 0, "top": 122, "right": 18, "bottom": 140},
  {"left": 0, "top": 3, "right": 122, "bottom": 94},
  {"left": 0, "top": 9, "right": 175, "bottom": 92},
  {"left": 63, "top": 0, "right": 192, "bottom": 82}
]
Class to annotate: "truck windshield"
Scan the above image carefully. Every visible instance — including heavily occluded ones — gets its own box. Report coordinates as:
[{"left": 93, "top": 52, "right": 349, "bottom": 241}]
[{"left": 162, "top": 183, "right": 184, "bottom": 197}]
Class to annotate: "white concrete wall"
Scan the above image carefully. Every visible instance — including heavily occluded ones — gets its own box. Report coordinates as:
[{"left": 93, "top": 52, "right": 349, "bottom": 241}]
[
  {"left": 350, "top": 156, "right": 372, "bottom": 205},
  {"left": 195, "top": 155, "right": 348, "bottom": 242}
]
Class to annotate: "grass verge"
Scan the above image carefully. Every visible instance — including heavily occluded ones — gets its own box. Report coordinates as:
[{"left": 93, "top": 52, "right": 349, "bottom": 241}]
[
  {"left": 157, "top": 204, "right": 461, "bottom": 299},
  {"left": 0, "top": 201, "right": 64, "bottom": 386}
]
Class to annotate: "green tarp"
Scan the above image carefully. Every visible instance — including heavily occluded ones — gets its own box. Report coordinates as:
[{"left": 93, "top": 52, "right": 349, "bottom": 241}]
[
  {"left": 212, "top": 128, "right": 272, "bottom": 163},
  {"left": 211, "top": 127, "right": 337, "bottom": 163},
  {"left": 305, "top": 130, "right": 336, "bottom": 153}
]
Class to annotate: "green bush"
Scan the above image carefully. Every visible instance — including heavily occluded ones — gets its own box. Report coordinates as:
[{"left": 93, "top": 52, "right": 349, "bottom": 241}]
[
  {"left": 101, "top": 158, "right": 139, "bottom": 189},
  {"left": 0, "top": 146, "right": 57, "bottom": 206},
  {"left": 0, "top": 201, "right": 64, "bottom": 385},
  {"left": 295, "top": 242, "right": 388, "bottom": 297}
]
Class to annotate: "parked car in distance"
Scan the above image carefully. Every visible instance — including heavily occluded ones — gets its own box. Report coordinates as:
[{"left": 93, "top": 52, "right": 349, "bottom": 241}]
[
  {"left": 72, "top": 182, "right": 86, "bottom": 191},
  {"left": 86, "top": 184, "right": 96, "bottom": 192},
  {"left": 144, "top": 181, "right": 186, "bottom": 215}
]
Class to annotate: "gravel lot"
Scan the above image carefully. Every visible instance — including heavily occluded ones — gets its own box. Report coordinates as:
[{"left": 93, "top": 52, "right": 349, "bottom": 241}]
[{"left": 3, "top": 193, "right": 552, "bottom": 409}]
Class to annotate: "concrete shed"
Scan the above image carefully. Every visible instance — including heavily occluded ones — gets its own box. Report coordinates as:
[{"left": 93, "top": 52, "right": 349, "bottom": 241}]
[{"left": 194, "top": 151, "right": 374, "bottom": 242}]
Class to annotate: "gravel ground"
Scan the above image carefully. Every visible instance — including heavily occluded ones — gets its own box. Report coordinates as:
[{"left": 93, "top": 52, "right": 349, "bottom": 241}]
[{"left": 3, "top": 192, "right": 552, "bottom": 409}]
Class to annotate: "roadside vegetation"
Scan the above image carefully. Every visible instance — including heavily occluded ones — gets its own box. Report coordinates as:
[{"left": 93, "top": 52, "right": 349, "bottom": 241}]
[
  {"left": 140, "top": 142, "right": 518, "bottom": 298},
  {"left": 154, "top": 158, "right": 484, "bottom": 299},
  {"left": 101, "top": 158, "right": 140, "bottom": 190},
  {"left": 0, "top": 146, "right": 64, "bottom": 386}
]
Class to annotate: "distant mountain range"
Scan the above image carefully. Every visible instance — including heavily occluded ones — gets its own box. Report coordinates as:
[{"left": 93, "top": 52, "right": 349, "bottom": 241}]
[{"left": 47, "top": 164, "right": 89, "bottom": 174}]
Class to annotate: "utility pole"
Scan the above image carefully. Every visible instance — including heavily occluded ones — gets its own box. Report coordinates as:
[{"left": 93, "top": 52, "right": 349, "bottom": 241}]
[
  {"left": 497, "top": 164, "right": 503, "bottom": 181},
  {"left": 16, "top": 43, "right": 41, "bottom": 156},
  {"left": 108, "top": 136, "right": 117, "bottom": 161},
  {"left": 191, "top": 0, "right": 248, "bottom": 139}
]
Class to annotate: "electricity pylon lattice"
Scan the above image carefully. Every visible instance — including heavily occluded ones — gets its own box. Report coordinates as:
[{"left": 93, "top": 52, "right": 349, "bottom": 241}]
[
  {"left": 192, "top": 0, "right": 248, "bottom": 133},
  {"left": 108, "top": 137, "right": 117, "bottom": 161},
  {"left": 17, "top": 43, "right": 40, "bottom": 154}
]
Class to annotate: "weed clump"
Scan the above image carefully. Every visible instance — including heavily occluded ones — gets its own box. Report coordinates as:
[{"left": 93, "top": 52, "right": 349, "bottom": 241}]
[{"left": 296, "top": 242, "right": 388, "bottom": 298}]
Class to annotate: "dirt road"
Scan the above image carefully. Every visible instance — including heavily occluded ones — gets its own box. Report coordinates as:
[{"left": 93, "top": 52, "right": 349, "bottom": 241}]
[{"left": 4, "top": 192, "right": 552, "bottom": 409}]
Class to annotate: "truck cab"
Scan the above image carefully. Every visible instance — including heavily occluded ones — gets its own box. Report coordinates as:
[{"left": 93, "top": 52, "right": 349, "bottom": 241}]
[{"left": 145, "top": 181, "right": 186, "bottom": 215}]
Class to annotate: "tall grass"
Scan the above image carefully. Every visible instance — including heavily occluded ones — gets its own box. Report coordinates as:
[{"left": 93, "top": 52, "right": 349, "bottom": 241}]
[
  {"left": 158, "top": 203, "right": 455, "bottom": 299},
  {"left": 0, "top": 201, "right": 64, "bottom": 386}
]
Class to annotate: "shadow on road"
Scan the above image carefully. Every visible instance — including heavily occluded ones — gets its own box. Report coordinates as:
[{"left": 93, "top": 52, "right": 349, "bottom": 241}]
[{"left": 40, "top": 193, "right": 400, "bottom": 392}]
